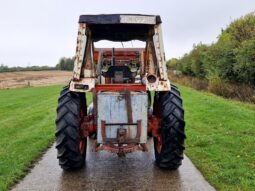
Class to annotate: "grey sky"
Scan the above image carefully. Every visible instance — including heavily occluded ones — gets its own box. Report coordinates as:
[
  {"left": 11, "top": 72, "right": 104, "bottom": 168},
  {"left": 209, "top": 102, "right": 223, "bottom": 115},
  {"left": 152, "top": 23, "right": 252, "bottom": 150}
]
[{"left": 0, "top": 0, "right": 254, "bottom": 67}]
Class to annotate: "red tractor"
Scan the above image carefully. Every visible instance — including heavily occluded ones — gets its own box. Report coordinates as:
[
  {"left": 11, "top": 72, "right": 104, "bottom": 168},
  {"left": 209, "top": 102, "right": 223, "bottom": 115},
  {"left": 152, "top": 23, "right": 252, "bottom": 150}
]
[{"left": 55, "top": 14, "right": 186, "bottom": 170}]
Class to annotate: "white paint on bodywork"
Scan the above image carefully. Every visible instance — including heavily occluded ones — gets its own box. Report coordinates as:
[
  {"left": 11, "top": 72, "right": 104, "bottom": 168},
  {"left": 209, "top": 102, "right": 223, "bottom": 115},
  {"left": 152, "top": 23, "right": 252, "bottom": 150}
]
[
  {"left": 120, "top": 15, "right": 156, "bottom": 24},
  {"left": 84, "top": 69, "right": 93, "bottom": 77},
  {"left": 153, "top": 25, "right": 168, "bottom": 81},
  {"left": 73, "top": 24, "right": 87, "bottom": 79},
  {"left": 144, "top": 76, "right": 171, "bottom": 91}
]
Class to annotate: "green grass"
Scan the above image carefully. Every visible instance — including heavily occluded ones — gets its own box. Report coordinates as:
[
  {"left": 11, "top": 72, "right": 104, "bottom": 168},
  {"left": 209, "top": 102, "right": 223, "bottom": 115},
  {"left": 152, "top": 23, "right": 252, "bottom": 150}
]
[
  {"left": 179, "top": 84, "right": 255, "bottom": 191},
  {"left": 0, "top": 84, "right": 254, "bottom": 191},
  {"left": 0, "top": 86, "right": 62, "bottom": 190}
]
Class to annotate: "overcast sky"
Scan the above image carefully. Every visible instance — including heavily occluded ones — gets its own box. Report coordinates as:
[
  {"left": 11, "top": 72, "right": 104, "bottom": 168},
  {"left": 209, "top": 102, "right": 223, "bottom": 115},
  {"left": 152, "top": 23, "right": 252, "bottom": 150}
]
[{"left": 0, "top": 0, "right": 254, "bottom": 67}]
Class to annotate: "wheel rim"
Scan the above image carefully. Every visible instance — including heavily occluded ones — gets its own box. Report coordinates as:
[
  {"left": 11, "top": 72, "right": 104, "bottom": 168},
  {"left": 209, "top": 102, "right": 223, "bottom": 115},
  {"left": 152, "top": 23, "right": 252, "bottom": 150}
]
[{"left": 155, "top": 136, "right": 162, "bottom": 153}]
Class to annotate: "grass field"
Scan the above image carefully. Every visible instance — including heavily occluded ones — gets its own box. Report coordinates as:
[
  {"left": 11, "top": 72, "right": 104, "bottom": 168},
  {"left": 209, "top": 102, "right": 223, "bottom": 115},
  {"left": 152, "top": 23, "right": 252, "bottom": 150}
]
[
  {"left": 0, "top": 85, "right": 254, "bottom": 190},
  {"left": 0, "top": 86, "right": 61, "bottom": 190},
  {"left": 180, "top": 85, "right": 255, "bottom": 191}
]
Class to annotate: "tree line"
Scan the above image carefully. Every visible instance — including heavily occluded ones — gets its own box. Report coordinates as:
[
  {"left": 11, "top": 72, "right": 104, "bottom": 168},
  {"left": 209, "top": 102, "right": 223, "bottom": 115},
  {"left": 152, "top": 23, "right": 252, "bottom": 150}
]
[
  {"left": 0, "top": 57, "right": 75, "bottom": 73},
  {"left": 0, "top": 64, "right": 56, "bottom": 73},
  {"left": 168, "top": 12, "right": 255, "bottom": 86}
]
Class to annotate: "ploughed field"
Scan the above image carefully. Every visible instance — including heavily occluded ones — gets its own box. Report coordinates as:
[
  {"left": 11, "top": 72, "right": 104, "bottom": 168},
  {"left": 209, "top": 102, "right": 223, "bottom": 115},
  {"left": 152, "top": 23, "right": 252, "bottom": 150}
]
[
  {"left": 0, "top": 84, "right": 254, "bottom": 190},
  {"left": 0, "top": 71, "right": 72, "bottom": 89}
]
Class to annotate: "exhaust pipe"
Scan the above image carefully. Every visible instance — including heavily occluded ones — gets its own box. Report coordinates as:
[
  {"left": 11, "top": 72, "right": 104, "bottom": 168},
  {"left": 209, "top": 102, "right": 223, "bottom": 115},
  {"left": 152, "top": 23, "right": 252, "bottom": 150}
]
[{"left": 147, "top": 74, "right": 157, "bottom": 83}]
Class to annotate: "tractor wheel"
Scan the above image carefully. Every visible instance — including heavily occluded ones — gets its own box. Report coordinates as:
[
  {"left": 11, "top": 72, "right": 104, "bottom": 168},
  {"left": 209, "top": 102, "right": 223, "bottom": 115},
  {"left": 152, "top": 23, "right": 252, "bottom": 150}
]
[
  {"left": 55, "top": 86, "right": 87, "bottom": 170},
  {"left": 153, "top": 85, "right": 186, "bottom": 169},
  {"left": 170, "top": 84, "right": 180, "bottom": 96}
]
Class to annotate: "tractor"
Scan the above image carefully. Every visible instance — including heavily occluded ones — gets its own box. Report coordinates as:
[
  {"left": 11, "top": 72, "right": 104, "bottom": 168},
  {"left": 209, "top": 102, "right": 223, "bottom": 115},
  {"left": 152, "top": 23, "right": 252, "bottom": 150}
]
[{"left": 55, "top": 14, "right": 186, "bottom": 170}]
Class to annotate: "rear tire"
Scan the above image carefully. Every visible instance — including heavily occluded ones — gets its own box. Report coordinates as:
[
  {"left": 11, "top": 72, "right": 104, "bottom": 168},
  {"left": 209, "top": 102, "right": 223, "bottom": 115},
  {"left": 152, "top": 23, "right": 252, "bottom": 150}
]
[
  {"left": 55, "top": 86, "right": 87, "bottom": 170},
  {"left": 153, "top": 85, "right": 186, "bottom": 169}
]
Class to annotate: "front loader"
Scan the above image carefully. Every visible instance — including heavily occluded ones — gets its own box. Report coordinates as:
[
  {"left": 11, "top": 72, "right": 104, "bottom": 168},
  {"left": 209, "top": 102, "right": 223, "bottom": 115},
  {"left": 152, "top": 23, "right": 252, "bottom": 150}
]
[{"left": 55, "top": 14, "right": 186, "bottom": 170}]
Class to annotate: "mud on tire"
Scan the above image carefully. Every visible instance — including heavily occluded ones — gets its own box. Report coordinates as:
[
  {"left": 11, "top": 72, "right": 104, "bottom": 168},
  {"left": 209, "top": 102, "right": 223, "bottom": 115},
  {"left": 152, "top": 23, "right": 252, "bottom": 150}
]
[
  {"left": 55, "top": 86, "right": 87, "bottom": 170},
  {"left": 153, "top": 85, "right": 186, "bottom": 169}
]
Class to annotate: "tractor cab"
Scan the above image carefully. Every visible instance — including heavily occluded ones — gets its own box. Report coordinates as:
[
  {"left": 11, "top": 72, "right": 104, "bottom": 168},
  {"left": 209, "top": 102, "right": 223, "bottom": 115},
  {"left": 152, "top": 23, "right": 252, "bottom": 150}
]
[{"left": 70, "top": 14, "right": 170, "bottom": 92}]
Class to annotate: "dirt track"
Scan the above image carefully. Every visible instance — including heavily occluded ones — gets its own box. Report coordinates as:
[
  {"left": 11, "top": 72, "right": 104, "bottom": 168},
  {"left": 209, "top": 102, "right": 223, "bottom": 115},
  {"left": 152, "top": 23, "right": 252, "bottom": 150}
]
[
  {"left": 12, "top": 139, "right": 215, "bottom": 191},
  {"left": 0, "top": 71, "right": 72, "bottom": 89}
]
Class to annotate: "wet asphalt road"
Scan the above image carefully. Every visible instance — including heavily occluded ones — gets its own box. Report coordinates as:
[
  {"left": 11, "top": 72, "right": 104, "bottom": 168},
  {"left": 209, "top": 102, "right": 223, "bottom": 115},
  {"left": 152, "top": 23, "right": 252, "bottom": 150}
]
[{"left": 12, "top": 139, "right": 215, "bottom": 191}]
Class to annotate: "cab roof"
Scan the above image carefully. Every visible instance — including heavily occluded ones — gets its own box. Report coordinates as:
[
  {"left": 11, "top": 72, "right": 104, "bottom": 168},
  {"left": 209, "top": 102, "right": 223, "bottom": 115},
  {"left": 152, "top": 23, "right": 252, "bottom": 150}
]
[
  {"left": 79, "top": 14, "right": 162, "bottom": 25},
  {"left": 78, "top": 14, "right": 162, "bottom": 42}
]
